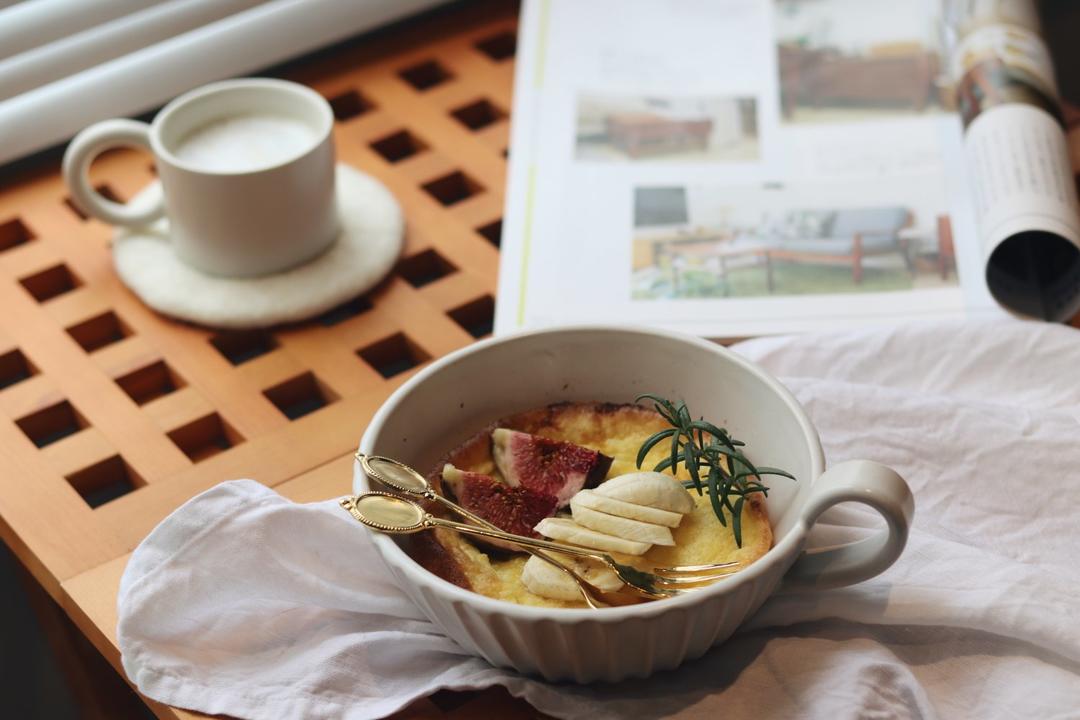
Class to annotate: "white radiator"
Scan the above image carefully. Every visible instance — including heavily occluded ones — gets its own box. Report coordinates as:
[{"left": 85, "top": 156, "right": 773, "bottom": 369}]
[{"left": 0, "top": 0, "right": 448, "bottom": 165}]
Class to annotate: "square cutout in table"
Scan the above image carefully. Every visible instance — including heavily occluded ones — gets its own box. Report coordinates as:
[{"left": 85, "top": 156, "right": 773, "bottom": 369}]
[
  {"left": 422, "top": 171, "right": 483, "bottom": 206},
  {"left": 19, "top": 264, "right": 81, "bottom": 303},
  {"left": 210, "top": 330, "right": 278, "bottom": 365},
  {"left": 167, "top": 412, "right": 242, "bottom": 462},
  {"left": 263, "top": 372, "right": 338, "bottom": 420},
  {"left": 64, "top": 184, "right": 122, "bottom": 221},
  {"left": 450, "top": 99, "right": 505, "bottom": 131},
  {"left": 0, "top": 348, "right": 36, "bottom": 390},
  {"left": 65, "top": 455, "right": 142, "bottom": 508},
  {"left": 0, "top": 218, "right": 34, "bottom": 253},
  {"left": 16, "top": 399, "right": 87, "bottom": 448},
  {"left": 448, "top": 295, "right": 495, "bottom": 338},
  {"left": 399, "top": 59, "right": 453, "bottom": 90},
  {"left": 66, "top": 311, "right": 131, "bottom": 353},
  {"left": 475, "top": 30, "right": 516, "bottom": 61},
  {"left": 370, "top": 129, "right": 428, "bottom": 163},
  {"left": 476, "top": 219, "right": 502, "bottom": 248},
  {"left": 328, "top": 89, "right": 374, "bottom": 121},
  {"left": 115, "top": 360, "right": 184, "bottom": 405},
  {"left": 396, "top": 248, "right": 456, "bottom": 287},
  {"left": 357, "top": 333, "right": 430, "bottom": 378},
  {"left": 317, "top": 295, "right": 373, "bottom": 326}
]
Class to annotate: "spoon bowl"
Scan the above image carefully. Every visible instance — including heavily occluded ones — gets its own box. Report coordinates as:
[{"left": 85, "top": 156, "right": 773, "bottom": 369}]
[
  {"left": 361, "top": 455, "right": 430, "bottom": 494},
  {"left": 343, "top": 491, "right": 426, "bottom": 533}
]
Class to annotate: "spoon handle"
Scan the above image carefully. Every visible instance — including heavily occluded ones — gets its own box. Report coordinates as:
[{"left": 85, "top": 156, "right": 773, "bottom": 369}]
[
  {"left": 425, "top": 515, "right": 609, "bottom": 564},
  {"left": 428, "top": 493, "right": 492, "bottom": 530}
]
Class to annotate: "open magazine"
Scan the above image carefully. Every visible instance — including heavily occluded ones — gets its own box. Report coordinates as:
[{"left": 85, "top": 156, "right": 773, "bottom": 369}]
[{"left": 494, "top": 0, "right": 1080, "bottom": 337}]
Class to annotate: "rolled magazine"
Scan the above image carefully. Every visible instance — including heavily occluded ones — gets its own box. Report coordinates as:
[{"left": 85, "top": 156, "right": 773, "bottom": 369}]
[{"left": 944, "top": 0, "right": 1080, "bottom": 320}]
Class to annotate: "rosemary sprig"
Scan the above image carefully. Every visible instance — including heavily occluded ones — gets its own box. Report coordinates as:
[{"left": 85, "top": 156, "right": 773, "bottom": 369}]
[{"left": 635, "top": 393, "right": 795, "bottom": 547}]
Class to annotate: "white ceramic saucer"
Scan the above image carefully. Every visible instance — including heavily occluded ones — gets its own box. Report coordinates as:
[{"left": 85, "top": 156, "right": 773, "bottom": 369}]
[{"left": 113, "top": 164, "right": 403, "bottom": 329}]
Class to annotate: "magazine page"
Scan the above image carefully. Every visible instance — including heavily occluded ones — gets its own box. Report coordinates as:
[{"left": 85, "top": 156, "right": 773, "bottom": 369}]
[
  {"left": 496, "top": 0, "right": 1001, "bottom": 338},
  {"left": 944, "top": 0, "right": 1080, "bottom": 321}
]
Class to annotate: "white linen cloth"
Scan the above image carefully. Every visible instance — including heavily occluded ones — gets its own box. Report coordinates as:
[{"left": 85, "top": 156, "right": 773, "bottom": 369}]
[{"left": 117, "top": 320, "right": 1080, "bottom": 719}]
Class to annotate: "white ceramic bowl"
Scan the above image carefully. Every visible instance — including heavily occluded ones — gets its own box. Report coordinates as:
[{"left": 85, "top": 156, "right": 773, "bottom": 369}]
[{"left": 354, "top": 326, "right": 913, "bottom": 682}]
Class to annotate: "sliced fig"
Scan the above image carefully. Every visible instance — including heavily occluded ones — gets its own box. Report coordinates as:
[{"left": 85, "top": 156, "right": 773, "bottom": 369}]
[
  {"left": 441, "top": 464, "right": 558, "bottom": 546},
  {"left": 491, "top": 429, "right": 613, "bottom": 508}
]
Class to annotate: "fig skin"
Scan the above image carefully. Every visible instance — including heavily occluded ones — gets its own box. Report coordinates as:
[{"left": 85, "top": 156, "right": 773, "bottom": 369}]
[{"left": 491, "top": 429, "right": 613, "bottom": 508}]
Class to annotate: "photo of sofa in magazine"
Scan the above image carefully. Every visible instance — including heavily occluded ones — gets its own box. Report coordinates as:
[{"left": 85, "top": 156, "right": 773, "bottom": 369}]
[{"left": 631, "top": 182, "right": 956, "bottom": 300}]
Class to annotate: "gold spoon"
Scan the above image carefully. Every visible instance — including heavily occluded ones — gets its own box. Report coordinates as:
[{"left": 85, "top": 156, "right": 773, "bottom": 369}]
[
  {"left": 353, "top": 453, "right": 628, "bottom": 609},
  {"left": 342, "top": 491, "right": 739, "bottom": 601}
]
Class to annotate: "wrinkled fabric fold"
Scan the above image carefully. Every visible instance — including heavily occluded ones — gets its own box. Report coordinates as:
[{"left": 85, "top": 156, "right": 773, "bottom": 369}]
[{"left": 118, "top": 319, "right": 1080, "bottom": 719}]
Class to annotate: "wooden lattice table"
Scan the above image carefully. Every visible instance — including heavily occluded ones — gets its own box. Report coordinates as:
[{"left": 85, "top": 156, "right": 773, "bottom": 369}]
[{"left": 0, "top": 1, "right": 538, "bottom": 717}]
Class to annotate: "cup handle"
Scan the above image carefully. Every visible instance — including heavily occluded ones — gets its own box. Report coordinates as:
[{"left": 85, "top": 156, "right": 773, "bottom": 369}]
[
  {"left": 782, "top": 459, "right": 914, "bottom": 590},
  {"left": 62, "top": 119, "right": 165, "bottom": 227}
]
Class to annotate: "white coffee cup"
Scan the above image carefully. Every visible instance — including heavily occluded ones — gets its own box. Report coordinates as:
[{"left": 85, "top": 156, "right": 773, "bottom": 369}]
[{"left": 63, "top": 78, "right": 339, "bottom": 278}]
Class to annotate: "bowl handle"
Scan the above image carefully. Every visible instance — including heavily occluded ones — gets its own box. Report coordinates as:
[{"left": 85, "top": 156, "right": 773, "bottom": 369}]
[{"left": 782, "top": 460, "right": 913, "bottom": 590}]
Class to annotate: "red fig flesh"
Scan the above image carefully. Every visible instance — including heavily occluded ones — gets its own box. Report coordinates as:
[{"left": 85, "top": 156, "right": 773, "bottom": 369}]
[
  {"left": 441, "top": 464, "right": 558, "bottom": 542},
  {"left": 491, "top": 429, "right": 613, "bottom": 508}
]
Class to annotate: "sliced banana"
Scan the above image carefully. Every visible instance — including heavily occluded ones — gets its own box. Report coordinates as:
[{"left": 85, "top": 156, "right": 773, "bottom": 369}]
[
  {"left": 570, "top": 498, "right": 674, "bottom": 546},
  {"left": 520, "top": 555, "right": 624, "bottom": 601},
  {"left": 571, "top": 489, "right": 683, "bottom": 528},
  {"left": 593, "top": 472, "right": 695, "bottom": 514},
  {"left": 535, "top": 517, "right": 651, "bottom": 555},
  {"left": 521, "top": 556, "right": 582, "bottom": 601}
]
